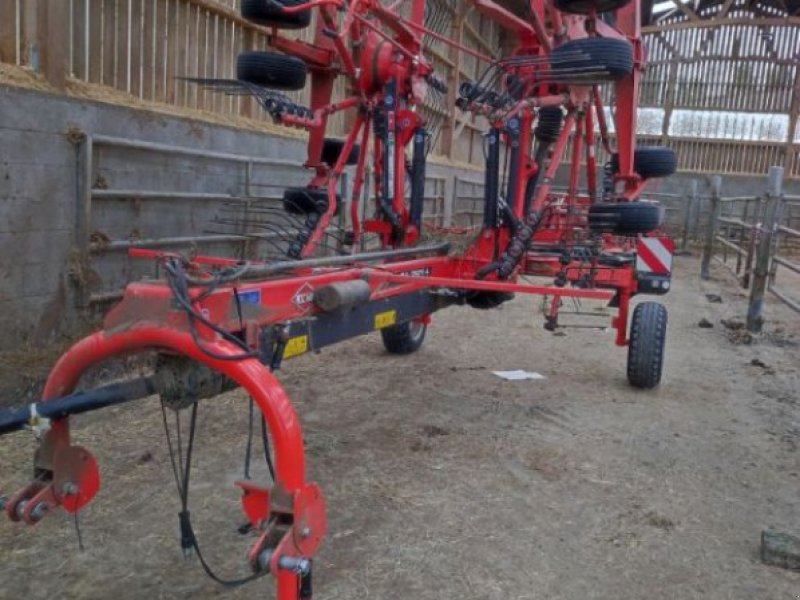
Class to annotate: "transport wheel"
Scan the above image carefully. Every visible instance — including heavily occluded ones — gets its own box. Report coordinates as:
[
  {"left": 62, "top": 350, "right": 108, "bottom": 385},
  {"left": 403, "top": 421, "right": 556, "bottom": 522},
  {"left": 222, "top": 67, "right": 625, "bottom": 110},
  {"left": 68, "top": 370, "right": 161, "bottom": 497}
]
[
  {"left": 237, "top": 51, "right": 308, "bottom": 91},
  {"left": 241, "top": 0, "right": 311, "bottom": 29},
  {"left": 627, "top": 302, "right": 667, "bottom": 389},
  {"left": 466, "top": 291, "right": 515, "bottom": 310},
  {"left": 548, "top": 38, "right": 633, "bottom": 83},
  {"left": 283, "top": 187, "right": 341, "bottom": 215},
  {"left": 381, "top": 321, "right": 427, "bottom": 354},
  {"left": 588, "top": 201, "right": 665, "bottom": 235},
  {"left": 534, "top": 106, "right": 564, "bottom": 143},
  {"left": 321, "top": 139, "right": 361, "bottom": 167},
  {"left": 553, "top": 0, "right": 632, "bottom": 15},
  {"left": 610, "top": 146, "right": 678, "bottom": 179}
]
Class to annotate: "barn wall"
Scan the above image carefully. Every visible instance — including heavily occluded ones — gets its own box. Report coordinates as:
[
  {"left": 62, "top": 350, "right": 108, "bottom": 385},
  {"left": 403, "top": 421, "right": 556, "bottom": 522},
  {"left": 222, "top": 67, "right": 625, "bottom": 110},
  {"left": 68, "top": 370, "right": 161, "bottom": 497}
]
[
  {"left": 0, "top": 84, "right": 484, "bottom": 349},
  {"left": 0, "top": 0, "right": 503, "bottom": 167}
]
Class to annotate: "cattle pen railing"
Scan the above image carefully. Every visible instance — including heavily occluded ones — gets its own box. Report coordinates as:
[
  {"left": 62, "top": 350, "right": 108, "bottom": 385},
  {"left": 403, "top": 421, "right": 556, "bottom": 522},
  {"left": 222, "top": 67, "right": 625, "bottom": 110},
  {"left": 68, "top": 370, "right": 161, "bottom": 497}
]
[{"left": 700, "top": 166, "right": 799, "bottom": 332}]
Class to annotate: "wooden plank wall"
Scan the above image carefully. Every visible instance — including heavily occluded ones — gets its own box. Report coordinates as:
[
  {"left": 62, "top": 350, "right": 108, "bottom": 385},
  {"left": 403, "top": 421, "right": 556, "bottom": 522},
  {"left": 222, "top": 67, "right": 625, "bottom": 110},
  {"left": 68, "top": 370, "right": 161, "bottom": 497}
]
[
  {"left": 0, "top": 0, "right": 504, "bottom": 167},
  {"left": 641, "top": 9, "right": 800, "bottom": 178},
  {"left": 3, "top": 2, "right": 797, "bottom": 177}
]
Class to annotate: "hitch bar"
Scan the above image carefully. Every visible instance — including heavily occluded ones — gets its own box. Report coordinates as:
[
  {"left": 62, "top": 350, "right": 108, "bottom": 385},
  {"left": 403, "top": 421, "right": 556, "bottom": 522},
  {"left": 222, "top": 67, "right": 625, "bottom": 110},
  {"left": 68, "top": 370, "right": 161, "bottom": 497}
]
[{"left": 0, "top": 377, "right": 156, "bottom": 436}]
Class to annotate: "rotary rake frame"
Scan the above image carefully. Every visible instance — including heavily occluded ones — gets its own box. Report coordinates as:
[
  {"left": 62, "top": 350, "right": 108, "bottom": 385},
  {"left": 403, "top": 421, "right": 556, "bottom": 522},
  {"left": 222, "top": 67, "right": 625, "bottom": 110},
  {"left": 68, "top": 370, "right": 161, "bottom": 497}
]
[{"left": 0, "top": 1, "right": 676, "bottom": 599}]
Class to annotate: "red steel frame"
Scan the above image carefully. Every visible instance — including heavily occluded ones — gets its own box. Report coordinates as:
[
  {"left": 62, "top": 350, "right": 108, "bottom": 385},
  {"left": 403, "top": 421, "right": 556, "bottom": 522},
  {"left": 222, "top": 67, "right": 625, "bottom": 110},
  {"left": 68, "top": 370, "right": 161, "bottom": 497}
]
[{"left": 0, "top": 1, "right": 673, "bottom": 599}]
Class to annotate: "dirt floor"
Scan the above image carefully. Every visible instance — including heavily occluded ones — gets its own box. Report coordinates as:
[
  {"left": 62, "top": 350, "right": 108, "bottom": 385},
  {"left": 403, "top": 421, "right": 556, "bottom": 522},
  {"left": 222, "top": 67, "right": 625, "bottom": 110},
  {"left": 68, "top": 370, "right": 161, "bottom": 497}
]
[{"left": 0, "top": 254, "right": 798, "bottom": 600}]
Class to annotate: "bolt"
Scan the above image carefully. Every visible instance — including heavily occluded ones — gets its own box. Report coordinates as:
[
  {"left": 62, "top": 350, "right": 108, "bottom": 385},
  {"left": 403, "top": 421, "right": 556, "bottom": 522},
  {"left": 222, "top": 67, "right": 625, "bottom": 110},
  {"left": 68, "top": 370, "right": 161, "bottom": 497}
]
[
  {"left": 13, "top": 500, "right": 49, "bottom": 521},
  {"left": 257, "top": 549, "right": 274, "bottom": 573},
  {"left": 278, "top": 556, "right": 311, "bottom": 576},
  {"left": 29, "top": 502, "right": 48, "bottom": 521},
  {"left": 300, "top": 527, "right": 311, "bottom": 539},
  {"left": 62, "top": 482, "right": 78, "bottom": 496}
]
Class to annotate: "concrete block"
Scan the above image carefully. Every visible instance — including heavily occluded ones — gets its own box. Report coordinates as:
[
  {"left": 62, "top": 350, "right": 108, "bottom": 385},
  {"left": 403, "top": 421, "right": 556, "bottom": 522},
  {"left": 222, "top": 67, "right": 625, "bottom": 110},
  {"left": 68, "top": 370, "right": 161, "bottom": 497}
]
[{"left": 762, "top": 529, "right": 800, "bottom": 571}]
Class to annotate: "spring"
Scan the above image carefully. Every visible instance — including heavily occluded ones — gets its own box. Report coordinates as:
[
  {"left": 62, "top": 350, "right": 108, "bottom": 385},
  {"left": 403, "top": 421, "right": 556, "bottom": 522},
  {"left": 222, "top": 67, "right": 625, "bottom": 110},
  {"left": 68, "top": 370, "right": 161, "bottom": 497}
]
[
  {"left": 287, "top": 213, "right": 322, "bottom": 259},
  {"left": 602, "top": 160, "right": 615, "bottom": 202}
]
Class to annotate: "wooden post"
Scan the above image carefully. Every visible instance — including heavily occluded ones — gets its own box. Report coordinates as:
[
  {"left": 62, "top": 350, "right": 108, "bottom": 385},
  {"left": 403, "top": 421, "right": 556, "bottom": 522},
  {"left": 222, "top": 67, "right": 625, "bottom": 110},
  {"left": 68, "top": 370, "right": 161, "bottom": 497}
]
[
  {"left": 661, "top": 60, "right": 679, "bottom": 142},
  {"left": 785, "top": 66, "right": 800, "bottom": 173},
  {"left": 443, "top": 174, "right": 455, "bottom": 227},
  {"left": 681, "top": 179, "right": 697, "bottom": 250},
  {"left": 746, "top": 166, "right": 783, "bottom": 333},
  {"left": 242, "top": 26, "right": 256, "bottom": 119},
  {"left": 742, "top": 197, "right": 758, "bottom": 290},
  {"left": 0, "top": 1, "right": 17, "bottom": 64},
  {"left": 700, "top": 176, "right": 722, "bottom": 280},
  {"left": 736, "top": 197, "right": 749, "bottom": 280},
  {"left": 37, "top": 0, "right": 70, "bottom": 88},
  {"left": 440, "top": 4, "right": 467, "bottom": 160}
]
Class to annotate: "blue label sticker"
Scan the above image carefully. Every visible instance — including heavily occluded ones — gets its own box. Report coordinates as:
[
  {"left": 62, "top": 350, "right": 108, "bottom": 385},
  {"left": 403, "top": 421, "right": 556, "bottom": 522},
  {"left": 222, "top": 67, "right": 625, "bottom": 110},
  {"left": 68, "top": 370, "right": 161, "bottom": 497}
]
[{"left": 238, "top": 290, "right": 261, "bottom": 305}]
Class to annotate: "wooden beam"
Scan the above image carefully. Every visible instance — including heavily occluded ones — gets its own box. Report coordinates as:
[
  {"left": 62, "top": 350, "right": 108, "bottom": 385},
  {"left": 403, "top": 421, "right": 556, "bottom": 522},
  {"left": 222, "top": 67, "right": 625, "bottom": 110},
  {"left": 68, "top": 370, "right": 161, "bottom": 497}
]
[
  {"left": 644, "top": 16, "right": 800, "bottom": 32},
  {"left": 785, "top": 66, "right": 800, "bottom": 173},
  {"left": 673, "top": 0, "right": 700, "bottom": 22},
  {"left": 0, "top": 1, "right": 17, "bottom": 64},
  {"left": 36, "top": 0, "right": 69, "bottom": 88},
  {"left": 440, "top": 4, "right": 468, "bottom": 160},
  {"left": 661, "top": 60, "right": 679, "bottom": 141},
  {"left": 653, "top": 31, "right": 682, "bottom": 59},
  {"left": 717, "top": 0, "right": 737, "bottom": 19},
  {"left": 647, "top": 56, "right": 798, "bottom": 67}
]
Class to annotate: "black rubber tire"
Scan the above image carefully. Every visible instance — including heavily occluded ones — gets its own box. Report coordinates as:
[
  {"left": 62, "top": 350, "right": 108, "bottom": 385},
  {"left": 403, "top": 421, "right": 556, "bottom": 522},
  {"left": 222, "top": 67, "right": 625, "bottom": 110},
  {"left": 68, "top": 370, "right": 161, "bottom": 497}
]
[
  {"left": 588, "top": 202, "right": 665, "bottom": 235},
  {"left": 549, "top": 37, "right": 633, "bottom": 83},
  {"left": 283, "top": 187, "right": 341, "bottom": 215},
  {"left": 241, "top": 0, "right": 311, "bottom": 29},
  {"left": 627, "top": 302, "right": 667, "bottom": 389},
  {"left": 321, "top": 139, "right": 361, "bottom": 167},
  {"left": 466, "top": 291, "right": 515, "bottom": 310},
  {"left": 535, "top": 106, "right": 565, "bottom": 143},
  {"left": 610, "top": 146, "right": 678, "bottom": 179},
  {"left": 381, "top": 321, "right": 427, "bottom": 355},
  {"left": 553, "top": 0, "right": 632, "bottom": 15},
  {"left": 236, "top": 51, "right": 307, "bottom": 91}
]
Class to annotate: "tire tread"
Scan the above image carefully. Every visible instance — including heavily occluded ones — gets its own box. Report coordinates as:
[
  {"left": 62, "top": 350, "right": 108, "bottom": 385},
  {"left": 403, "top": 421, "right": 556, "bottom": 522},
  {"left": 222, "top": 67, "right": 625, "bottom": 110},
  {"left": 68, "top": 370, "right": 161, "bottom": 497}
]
[
  {"left": 381, "top": 322, "right": 426, "bottom": 354},
  {"left": 627, "top": 302, "right": 668, "bottom": 389}
]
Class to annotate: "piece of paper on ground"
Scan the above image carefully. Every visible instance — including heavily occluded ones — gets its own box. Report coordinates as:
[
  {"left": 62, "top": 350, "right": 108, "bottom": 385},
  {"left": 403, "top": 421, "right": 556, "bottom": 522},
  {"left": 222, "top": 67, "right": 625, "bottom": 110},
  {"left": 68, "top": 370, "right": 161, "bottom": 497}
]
[{"left": 491, "top": 370, "right": 546, "bottom": 381}]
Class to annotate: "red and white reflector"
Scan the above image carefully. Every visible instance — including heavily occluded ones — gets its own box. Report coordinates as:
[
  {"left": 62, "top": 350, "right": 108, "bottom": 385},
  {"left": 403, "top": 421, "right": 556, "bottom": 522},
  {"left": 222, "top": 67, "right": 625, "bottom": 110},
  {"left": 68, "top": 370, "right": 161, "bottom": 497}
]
[{"left": 636, "top": 237, "right": 675, "bottom": 275}]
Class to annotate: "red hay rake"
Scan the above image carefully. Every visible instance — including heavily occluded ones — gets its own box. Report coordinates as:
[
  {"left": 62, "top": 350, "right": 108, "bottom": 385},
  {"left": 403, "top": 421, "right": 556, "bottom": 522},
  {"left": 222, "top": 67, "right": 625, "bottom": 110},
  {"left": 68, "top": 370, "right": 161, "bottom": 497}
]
[{"left": 0, "top": 1, "right": 677, "bottom": 598}]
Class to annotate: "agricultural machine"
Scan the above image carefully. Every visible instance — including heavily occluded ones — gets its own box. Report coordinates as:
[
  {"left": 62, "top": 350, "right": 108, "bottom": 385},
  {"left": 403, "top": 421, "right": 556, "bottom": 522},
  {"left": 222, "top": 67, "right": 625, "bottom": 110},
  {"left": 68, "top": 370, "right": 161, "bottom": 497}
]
[{"left": 0, "top": 0, "right": 678, "bottom": 598}]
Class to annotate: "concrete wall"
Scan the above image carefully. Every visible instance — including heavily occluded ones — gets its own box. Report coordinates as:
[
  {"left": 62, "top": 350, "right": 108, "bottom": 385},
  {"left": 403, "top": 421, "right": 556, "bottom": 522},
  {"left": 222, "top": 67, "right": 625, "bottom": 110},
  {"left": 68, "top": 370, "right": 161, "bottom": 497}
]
[
  {"left": 0, "top": 84, "right": 486, "bottom": 349},
  {"left": 2, "top": 83, "right": 798, "bottom": 350}
]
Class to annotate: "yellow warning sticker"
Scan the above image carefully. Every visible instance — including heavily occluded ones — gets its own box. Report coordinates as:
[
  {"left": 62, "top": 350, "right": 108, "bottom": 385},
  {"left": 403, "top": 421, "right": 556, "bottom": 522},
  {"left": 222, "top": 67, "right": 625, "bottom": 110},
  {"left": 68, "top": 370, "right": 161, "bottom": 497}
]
[
  {"left": 283, "top": 335, "right": 309, "bottom": 359},
  {"left": 374, "top": 310, "right": 397, "bottom": 330}
]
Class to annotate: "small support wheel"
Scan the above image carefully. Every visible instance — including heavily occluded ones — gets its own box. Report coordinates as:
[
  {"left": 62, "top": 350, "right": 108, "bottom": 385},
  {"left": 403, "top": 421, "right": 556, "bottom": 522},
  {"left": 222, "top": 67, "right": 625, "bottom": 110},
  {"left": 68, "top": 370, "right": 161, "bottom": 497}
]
[
  {"left": 241, "top": 0, "right": 311, "bottom": 29},
  {"left": 627, "top": 302, "right": 668, "bottom": 389},
  {"left": 381, "top": 321, "right": 427, "bottom": 355},
  {"left": 549, "top": 38, "right": 634, "bottom": 84},
  {"left": 237, "top": 51, "right": 308, "bottom": 91},
  {"left": 610, "top": 146, "right": 678, "bottom": 179},
  {"left": 588, "top": 201, "right": 665, "bottom": 235},
  {"left": 553, "top": 0, "right": 632, "bottom": 15}
]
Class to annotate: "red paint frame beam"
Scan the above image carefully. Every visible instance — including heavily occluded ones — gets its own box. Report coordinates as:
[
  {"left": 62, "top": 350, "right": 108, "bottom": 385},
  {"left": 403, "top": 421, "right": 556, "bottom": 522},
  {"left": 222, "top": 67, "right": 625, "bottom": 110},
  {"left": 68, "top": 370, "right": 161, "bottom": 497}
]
[{"left": 365, "top": 271, "right": 616, "bottom": 301}]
